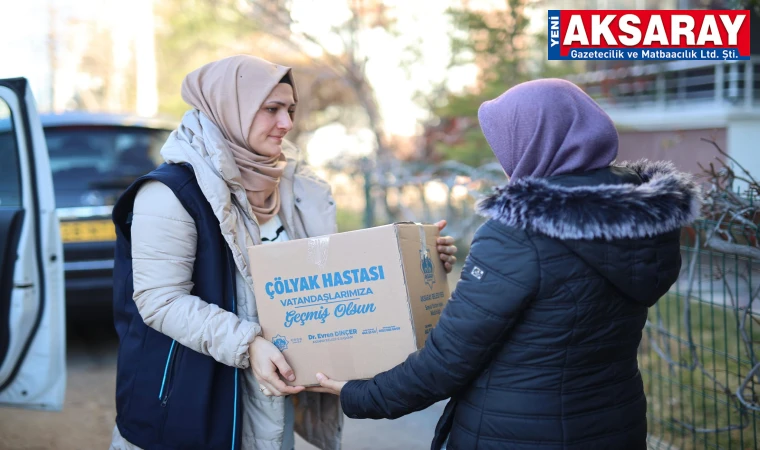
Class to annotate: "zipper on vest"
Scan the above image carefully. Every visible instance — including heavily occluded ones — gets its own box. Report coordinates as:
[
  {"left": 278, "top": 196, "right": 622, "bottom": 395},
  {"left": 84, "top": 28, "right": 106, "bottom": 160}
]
[
  {"left": 227, "top": 247, "right": 239, "bottom": 450},
  {"left": 158, "top": 340, "right": 181, "bottom": 407}
]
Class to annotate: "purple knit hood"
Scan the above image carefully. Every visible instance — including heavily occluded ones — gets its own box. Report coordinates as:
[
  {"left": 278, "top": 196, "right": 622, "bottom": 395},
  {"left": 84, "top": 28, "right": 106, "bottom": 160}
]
[{"left": 477, "top": 78, "right": 619, "bottom": 182}]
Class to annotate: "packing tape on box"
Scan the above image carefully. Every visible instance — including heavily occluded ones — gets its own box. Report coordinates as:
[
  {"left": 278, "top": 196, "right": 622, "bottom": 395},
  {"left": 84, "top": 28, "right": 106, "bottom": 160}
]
[
  {"left": 414, "top": 222, "right": 430, "bottom": 264},
  {"left": 307, "top": 236, "right": 330, "bottom": 269}
]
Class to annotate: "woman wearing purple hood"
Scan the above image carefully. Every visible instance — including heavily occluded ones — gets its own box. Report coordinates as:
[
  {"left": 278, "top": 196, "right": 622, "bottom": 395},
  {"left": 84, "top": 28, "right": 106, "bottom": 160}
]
[{"left": 313, "top": 79, "right": 701, "bottom": 449}]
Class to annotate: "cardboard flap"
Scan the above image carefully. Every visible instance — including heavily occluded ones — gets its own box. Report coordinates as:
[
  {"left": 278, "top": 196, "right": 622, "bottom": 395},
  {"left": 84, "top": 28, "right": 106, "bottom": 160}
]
[{"left": 395, "top": 223, "right": 450, "bottom": 350}]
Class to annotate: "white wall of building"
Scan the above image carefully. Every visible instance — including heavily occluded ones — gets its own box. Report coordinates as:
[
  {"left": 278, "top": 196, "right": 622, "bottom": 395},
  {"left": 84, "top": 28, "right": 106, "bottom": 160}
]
[{"left": 728, "top": 118, "right": 760, "bottom": 183}]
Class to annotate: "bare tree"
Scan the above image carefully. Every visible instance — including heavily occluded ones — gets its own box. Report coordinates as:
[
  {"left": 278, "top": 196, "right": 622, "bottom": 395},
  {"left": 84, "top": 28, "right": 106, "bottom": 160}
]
[
  {"left": 698, "top": 139, "right": 760, "bottom": 259},
  {"left": 244, "top": 0, "right": 393, "bottom": 161}
]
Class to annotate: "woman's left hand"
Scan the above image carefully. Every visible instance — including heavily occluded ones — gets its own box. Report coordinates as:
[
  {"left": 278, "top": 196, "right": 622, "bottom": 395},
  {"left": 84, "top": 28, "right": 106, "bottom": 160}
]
[
  {"left": 305, "top": 373, "right": 346, "bottom": 396},
  {"left": 435, "top": 220, "right": 458, "bottom": 273}
]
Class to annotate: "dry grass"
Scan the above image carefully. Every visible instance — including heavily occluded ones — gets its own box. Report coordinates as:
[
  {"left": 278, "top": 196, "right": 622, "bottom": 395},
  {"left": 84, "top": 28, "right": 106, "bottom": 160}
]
[{"left": 639, "top": 294, "right": 760, "bottom": 450}]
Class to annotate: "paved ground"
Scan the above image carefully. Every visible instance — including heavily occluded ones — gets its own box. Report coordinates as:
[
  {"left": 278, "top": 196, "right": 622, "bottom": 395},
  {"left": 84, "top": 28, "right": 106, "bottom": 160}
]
[{"left": 0, "top": 311, "right": 444, "bottom": 450}]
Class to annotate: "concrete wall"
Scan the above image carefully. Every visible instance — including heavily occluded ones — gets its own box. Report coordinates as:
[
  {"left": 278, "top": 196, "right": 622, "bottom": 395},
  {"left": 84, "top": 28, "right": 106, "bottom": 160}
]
[
  {"left": 617, "top": 128, "right": 727, "bottom": 176},
  {"left": 727, "top": 119, "right": 760, "bottom": 187}
]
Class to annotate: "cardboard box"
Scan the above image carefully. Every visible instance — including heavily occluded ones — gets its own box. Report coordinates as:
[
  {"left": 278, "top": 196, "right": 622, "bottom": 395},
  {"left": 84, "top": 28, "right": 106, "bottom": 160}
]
[{"left": 248, "top": 223, "right": 451, "bottom": 386}]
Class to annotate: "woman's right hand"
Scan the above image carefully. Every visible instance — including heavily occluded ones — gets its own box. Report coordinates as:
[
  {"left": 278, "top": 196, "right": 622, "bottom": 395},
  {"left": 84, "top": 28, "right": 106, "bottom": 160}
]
[{"left": 248, "top": 336, "right": 305, "bottom": 397}]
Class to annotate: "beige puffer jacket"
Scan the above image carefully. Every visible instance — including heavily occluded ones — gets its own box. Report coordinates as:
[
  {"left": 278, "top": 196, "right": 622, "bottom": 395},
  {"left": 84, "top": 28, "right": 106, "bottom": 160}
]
[{"left": 110, "top": 111, "right": 343, "bottom": 450}]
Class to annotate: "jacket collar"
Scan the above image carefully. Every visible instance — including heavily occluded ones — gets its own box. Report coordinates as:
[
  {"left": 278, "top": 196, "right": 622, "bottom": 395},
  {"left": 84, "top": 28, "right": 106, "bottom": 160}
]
[{"left": 476, "top": 160, "right": 702, "bottom": 240}]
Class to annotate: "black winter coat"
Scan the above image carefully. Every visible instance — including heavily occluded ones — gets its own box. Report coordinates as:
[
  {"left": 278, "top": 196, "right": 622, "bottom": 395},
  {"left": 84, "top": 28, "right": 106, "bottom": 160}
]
[{"left": 339, "top": 161, "right": 701, "bottom": 450}]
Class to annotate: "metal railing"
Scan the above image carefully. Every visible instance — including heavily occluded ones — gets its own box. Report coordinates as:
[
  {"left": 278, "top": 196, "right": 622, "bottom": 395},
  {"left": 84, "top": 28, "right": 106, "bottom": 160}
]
[
  {"left": 640, "top": 219, "right": 760, "bottom": 450},
  {"left": 326, "top": 158, "right": 505, "bottom": 244},
  {"left": 567, "top": 58, "right": 760, "bottom": 110}
]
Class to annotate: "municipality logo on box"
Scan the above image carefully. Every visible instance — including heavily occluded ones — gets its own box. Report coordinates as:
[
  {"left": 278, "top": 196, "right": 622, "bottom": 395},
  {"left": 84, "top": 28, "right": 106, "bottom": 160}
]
[
  {"left": 548, "top": 10, "right": 750, "bottom": 61},
  {"left": 420, "top": 248, "right": 435, "bottom": 289}
]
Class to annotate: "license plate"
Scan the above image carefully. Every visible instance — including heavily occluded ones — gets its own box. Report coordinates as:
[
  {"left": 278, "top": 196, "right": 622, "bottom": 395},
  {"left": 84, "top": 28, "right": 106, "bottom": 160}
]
[{"left": 60, "top": 220, "right": 116, "bottom": 243}]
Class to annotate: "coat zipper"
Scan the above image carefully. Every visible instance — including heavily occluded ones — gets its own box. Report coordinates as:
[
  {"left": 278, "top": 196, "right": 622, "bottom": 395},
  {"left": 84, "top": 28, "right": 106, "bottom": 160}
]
[
  {"left": 230, "top": 194, "right": 262, "bottom": 244},
  {"left": 227, "top": 247, "right": 239, "bottom": 450},
  {"left": 158, "top": 340, "right": 181, "bottom": 407}
]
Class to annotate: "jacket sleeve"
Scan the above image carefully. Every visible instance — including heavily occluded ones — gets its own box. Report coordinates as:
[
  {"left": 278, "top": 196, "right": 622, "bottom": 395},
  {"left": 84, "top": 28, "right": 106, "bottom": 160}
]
[
  {"left": 339, "top": 221, "right": 540, "bottom": 419},
  {"left": 131, "top": 180, "right": 260, "bottom": 369}
]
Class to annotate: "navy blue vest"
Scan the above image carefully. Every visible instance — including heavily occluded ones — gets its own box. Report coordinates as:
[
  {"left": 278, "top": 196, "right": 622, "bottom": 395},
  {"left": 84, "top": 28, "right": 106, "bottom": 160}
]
[{"left": 112, "top": 163, "right": 242, "bottom": 450}]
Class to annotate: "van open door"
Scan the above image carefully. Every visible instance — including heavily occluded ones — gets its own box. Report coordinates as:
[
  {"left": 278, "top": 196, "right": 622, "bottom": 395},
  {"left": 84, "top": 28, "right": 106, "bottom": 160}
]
[{"left": 0, "top": 78, "right": 66, "bottom": 410}]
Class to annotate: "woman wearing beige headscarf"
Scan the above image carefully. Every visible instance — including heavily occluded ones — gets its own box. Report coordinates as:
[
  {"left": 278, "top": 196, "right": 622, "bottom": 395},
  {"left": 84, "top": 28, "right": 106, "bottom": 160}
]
[{"left": 109, "top": 55, "right": 458, "bottom": 450}]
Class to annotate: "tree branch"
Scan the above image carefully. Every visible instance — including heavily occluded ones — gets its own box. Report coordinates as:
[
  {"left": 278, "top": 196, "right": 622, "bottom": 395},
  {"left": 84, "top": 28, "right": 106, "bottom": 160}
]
[{"left": 705, "top": 236, "right": 760, "bottom": 259}]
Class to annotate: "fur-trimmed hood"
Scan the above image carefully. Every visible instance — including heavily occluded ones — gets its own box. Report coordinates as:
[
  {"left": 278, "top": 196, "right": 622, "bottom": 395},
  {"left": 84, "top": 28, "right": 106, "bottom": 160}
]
[
  {"left": 477, "top": 159, "right": 698, "bottom": 306},
  {"left": 477, "top": 160, "right": 701, "bottom": 241}
]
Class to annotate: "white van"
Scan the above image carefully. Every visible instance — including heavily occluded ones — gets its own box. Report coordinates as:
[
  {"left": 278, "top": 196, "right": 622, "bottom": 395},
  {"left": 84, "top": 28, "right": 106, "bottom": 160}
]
[{"left": 0, "top": 77, "right": 66, "bottom": 410}]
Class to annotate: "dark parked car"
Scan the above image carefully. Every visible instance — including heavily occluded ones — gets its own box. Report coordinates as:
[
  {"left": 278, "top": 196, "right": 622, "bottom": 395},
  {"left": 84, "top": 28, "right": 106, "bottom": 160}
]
[{"left": 41, "top": 113, "right": 174, "bottom": 311}]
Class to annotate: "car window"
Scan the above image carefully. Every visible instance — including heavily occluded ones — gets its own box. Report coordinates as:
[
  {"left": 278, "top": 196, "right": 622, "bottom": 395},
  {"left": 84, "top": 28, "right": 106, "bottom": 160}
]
[
  {"left": 0, "top": 101, "right": 21, "bottom": 207},
  {"left": 44, "top": 126, "right": 171, "bottom": 207}
]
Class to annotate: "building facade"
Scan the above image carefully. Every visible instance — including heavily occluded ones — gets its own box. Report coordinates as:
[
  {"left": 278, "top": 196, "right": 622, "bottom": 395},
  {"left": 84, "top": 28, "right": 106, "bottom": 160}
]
[{"left": 546, "top": 0, "right": 759, "bottom": 178}]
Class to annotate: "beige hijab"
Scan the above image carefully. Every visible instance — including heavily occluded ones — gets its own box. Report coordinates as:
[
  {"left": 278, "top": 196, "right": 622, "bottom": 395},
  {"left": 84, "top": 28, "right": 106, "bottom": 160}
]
[{"left": 180, "top": 55, "right": 298, "bottom": 223}]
